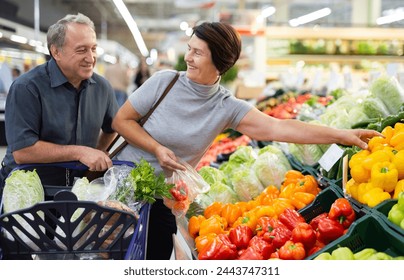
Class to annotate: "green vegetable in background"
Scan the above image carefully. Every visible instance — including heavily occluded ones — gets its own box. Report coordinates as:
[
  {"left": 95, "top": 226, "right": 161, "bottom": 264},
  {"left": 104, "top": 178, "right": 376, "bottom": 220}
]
[
  {"left": 354, "top": 248, "right": 377, "bottom": 260},
  {"left": 388, "top": 204, "right": 404, "bottom": 227},
  {"left": 331, "top": 247, "right": 355, "bottom": 260},
  {"left": 314, "top": 252, "right": 333, "bottom": 260},
  {"left": 370, "top": 75, "right": 404, "bottom": 115},
  {"left": 367, "top": 252, "right": 393, "bottom": 260}
]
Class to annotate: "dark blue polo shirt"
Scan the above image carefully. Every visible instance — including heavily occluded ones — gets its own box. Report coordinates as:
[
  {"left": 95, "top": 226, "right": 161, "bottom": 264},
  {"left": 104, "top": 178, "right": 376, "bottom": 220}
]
[{"left": 1, "top": 58, "right": 118, "bottom": 175}]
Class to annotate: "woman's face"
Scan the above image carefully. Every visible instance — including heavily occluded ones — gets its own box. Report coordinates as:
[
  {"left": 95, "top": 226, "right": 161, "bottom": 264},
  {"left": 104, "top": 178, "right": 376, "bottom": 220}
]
[
  {"left": 52, "top": 22, "right": 97, "bottom": 89},
  {"left": 184, "top": 35, "right": 219, "bottom": 85}
]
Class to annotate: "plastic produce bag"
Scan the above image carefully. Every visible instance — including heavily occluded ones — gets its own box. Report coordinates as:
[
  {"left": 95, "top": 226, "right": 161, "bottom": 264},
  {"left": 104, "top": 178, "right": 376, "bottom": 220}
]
[{"left": 163, "top": 158, "right": 210, "bottom": 217}]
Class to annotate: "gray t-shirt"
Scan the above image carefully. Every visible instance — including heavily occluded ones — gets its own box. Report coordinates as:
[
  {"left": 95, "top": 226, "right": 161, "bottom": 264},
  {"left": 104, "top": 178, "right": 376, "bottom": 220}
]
[{"left": 116, "top": 70, "right": 253, "bottom": 175}]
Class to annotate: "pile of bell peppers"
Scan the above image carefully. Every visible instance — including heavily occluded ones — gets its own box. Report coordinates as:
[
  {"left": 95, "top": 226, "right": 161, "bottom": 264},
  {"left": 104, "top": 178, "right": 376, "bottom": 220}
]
[
  {"left": 346, "top": 123, "right": 404, "bottom": 207},
  {"left": 189, "top": 196, "right": 356, "bottom": 260},
  {"left": 388, "top": 192, "right": 404, "bottom": 230},
  {"left": 314, "top": 246, "right": 404, "bottom": 260}
]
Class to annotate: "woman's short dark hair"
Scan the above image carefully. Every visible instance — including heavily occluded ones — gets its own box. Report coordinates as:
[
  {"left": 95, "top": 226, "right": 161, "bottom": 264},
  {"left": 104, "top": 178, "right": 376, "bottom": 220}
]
[{"left": 192, "top": 22, "right": 241, "bottom": 75}]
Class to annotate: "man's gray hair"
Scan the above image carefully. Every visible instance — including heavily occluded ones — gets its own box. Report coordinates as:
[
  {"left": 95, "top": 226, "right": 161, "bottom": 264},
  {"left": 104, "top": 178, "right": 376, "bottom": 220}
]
[{"left": 47, "top": 13, "right": 95, "bottom": 53}]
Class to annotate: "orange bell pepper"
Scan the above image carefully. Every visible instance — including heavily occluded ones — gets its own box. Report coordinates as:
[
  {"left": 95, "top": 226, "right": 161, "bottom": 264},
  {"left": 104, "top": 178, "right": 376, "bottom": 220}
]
[
  {"left": 188, "top": 215, "right": 206, "bottom": 239},
  {"left": 203, "top": 201, "right": 224, "bottom": 219},
  {"left": 290, "top": 192, "right": 316, "bottom": 210},
  {"left": 282, "top": 170, "right": 305, "bottom": 186},
  {"left": 198, "top": 214, "right": 227, "bottom": 236},
  {"left": 195, "top": 232, "right": 217, "bottom": 253},
  {"left": 220, "top": 203, "right": 242, "bottom": 227}
]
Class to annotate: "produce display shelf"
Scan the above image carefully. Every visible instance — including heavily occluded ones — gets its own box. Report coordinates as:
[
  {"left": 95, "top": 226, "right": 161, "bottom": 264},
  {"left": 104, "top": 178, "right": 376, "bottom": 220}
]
[
  {"left": 370, "top": 199, "right": 404, "bottom": 237},
  {"left": 307, "top": 214, "right": 404, "bottom": 259}
]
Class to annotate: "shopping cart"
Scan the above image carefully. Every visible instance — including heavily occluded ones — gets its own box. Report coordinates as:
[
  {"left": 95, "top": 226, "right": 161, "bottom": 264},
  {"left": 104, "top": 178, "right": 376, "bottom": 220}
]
[{"left": 0, "top": 161, "right": 149, "bottom": 260}]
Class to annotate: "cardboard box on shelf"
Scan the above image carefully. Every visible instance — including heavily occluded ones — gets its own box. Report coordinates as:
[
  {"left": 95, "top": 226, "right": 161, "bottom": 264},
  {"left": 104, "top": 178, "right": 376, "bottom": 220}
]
[{"left": 235, "top": 84, "right": 265, "bottom": 99}]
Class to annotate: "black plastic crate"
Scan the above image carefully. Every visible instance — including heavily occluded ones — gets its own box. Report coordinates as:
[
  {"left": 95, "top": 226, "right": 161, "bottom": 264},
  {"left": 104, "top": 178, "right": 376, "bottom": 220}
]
[
  {"left": 371, "top": 199, "right": 404, "bottom": 237},
  {"left": 307, "top": 214, "right": 404, "bottom": 259}
]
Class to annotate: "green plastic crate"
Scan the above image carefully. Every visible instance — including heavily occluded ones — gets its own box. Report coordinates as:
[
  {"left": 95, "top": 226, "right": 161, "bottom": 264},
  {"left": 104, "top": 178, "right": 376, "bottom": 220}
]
[
  {"left": 371, "top": 199, "right": 404, "bottom": 237},
  {"left": 307, "top": 214, "right": 404, "bottom": 259},
  {"left": 298, "top": 184, "right": 368, "bottom": 223}
]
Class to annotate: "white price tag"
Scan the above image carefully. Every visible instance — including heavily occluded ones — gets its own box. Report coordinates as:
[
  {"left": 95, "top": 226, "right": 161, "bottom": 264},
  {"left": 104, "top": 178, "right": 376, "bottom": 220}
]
[{"left": 318, "top": 144, "right": 345, "bottom": 172}]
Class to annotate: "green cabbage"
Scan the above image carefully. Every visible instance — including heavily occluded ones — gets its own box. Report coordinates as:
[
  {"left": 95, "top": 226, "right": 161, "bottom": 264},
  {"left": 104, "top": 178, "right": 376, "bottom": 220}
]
[
  {"left": 252, "top": 147, "right": 291, "bottom": 189},
  {"left": 3, "top": 169, "right": 44, "bottom": 213},
  {"left": 205, "top": 182, "right": 239, "bottom": 204},
  {"left": 2, "top": 169, "right": 45, "bottom": 248},
  {"left": 198, "top": 166, "right": 228, "bottom": 186},
  {"left": 361, "top": 97, "right": 390, "bottom": 118},
  {"left": 370, "top": 75, "right": 404, "bottom": 114},
  {"left": 288, "top": 143, "right": 328, "bottom": 166},
  {"left": 229, "top": 167, "right": 264, "bottom": 201}
]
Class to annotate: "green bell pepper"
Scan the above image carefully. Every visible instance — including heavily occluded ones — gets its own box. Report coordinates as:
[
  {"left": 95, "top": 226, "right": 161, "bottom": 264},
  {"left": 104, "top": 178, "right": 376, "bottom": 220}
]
[
  {"left": 354, "top": 248, "right": 377, "bottom": 260},
  {"left": 388, "top": 204, "right": 404, "bottom": 227},
  {"left": 331, "top": 247, "right": 355, "bottom": 260},
  {"left": 314, "top": 252, "right": 333, "bottom": 260}
]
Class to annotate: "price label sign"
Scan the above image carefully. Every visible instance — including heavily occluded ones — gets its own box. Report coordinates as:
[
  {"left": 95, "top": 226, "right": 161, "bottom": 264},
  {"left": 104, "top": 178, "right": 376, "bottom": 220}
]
[{"left": 318, "top": 144, "right": 345, "bottom": 172}]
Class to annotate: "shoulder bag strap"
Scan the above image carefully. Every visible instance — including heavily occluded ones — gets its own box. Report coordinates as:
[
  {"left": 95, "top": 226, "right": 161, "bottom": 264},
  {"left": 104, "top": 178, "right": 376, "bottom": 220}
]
[{"left": 108, "top": 71, "right": 180, "bottom": 158}]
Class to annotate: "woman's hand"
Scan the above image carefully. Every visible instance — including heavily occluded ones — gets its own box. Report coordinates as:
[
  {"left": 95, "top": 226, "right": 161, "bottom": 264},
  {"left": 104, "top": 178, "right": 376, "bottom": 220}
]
[
  {"left": 339, "top": 129, "right": 383, "bottom": 150},
  {"left": 155, "top": 145, "right": 186, "bottom": 172}
]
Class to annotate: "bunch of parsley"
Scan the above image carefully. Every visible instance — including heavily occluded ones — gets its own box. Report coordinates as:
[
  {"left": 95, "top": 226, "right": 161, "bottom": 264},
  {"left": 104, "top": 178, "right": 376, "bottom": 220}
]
[{"left": 113, "top": 159, "right": 173, "bottom": 204}]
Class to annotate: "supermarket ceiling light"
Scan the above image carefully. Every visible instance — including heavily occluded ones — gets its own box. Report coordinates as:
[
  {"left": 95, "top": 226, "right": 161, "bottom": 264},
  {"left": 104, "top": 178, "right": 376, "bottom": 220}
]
[
  {"left": 289, "top": 8, "right": 332, "bottom": 27},
  {"left": 261, "top": 6, "right": 276, "bottom": 18},
  {"left": 376, "top": 10, "right": 404, "bottom": 25},
  {"left": 10, "top": 34, "right": 28, "bottom": 44},
  {"left": 112, "top": 0, "right": 149, "bottom": 57}
]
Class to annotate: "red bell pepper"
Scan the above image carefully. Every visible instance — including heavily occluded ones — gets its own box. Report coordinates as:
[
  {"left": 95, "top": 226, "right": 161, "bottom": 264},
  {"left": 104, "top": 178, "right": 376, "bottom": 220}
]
[
  {"left": 228, "top": 224, "right": 254, "bottom": 250},
  {"left": 278, "top": 208, "right": 306, "bottom": 231},
  {"left": 248, "top": 235, "right": 275, "bottom": 259},
  {"left": 309, "top": 212, "right": 328, "bottom": 230},
  {"left": 237, "top": 246, "right": 264, "bottom": 260},
  {"left": 278, "top": 240, "right": 306, "bottom": 260},
  {"left": 316, "top": 217, "right": 345, "bottom": 244},
  {"left": 266, "top": 226, "right": 292, "bottom": 248},
  {"left": 198, "top": 233, "right": 238, "bottom": 260},
  {"left": 291, "top": 222, "right": 316, "bottom": 250},
  {"left": 170, "top": 179, "right": 188, "bottom": 201},
  {"left": 256, "top": 216, "right": 287, "bottom": 237},
  {"left": 328, "top": 198, "right": 356, "bottom": 229}
]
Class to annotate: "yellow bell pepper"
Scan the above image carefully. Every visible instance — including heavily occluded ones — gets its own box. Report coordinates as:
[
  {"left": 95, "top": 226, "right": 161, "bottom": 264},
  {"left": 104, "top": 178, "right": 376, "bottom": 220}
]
[
  {"left": 349, "top": 150, "right": 370, "bottom": 169},
  {"left": 381, "top": 126, "right": 395, "bottom": 143},
  {"left": 362, "top": 150, "right": 392, "bottom": 170},
  {"left": 350, "top": 164, "right": 370, "bottom": 183},
  {"left": 390, "top": 131, "right": 404, "bottom": 147},
  {"left": 392, "top": 150, "right": 404, "bottom": 179},
  {"left": 367, "top": 136, "right": 388, "bottom": 152},
  {"left": 394, "top": 122, "right": 404, "bottom": 131},
  {"left": 362, "top": 187, "right": 391, "bottom": 207},
  {"left": 370, "top": 161, "right": 398, "bottom": 193},
  {"left": 393, "top": 179, "right": 404, "bottom": 199},
  {"left": 345, "top": 178, "right": 359, "bottom": 200},
  {"left": 357, "top": 182, "right": 377, "bottom": 204}
]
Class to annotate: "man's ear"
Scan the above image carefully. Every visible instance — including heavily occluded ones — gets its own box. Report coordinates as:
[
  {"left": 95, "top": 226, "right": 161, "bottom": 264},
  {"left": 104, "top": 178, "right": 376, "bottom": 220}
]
[{"left": 50, "top": 45, "right": 60, "bottom": 60}]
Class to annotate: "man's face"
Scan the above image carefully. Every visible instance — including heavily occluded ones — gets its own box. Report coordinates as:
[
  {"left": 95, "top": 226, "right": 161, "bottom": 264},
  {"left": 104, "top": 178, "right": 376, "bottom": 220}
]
[{"left": 52, "top": 22, "right": 97, "bottom": 88}]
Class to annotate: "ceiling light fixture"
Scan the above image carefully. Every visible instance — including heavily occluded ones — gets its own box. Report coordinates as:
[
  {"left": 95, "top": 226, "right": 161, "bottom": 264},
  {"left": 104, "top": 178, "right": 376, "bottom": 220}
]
[
  {"left": 289, "top": 8, "right": 332, "bottom": 27},
  {"left": 377, "top": 10, "right": 404, "bottom": 25},
  {"left": 112, "top": 0, "right": 149, "bottom": 57}
]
